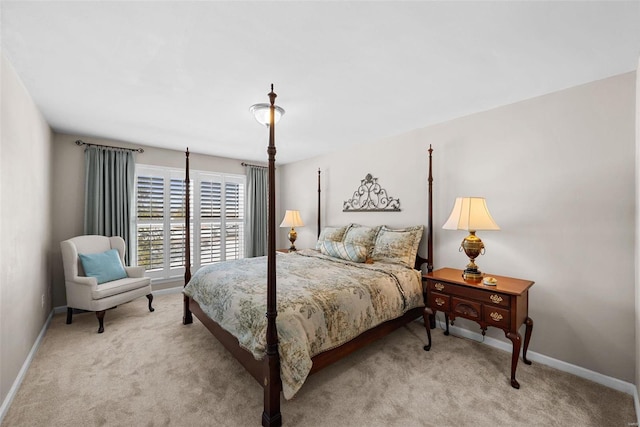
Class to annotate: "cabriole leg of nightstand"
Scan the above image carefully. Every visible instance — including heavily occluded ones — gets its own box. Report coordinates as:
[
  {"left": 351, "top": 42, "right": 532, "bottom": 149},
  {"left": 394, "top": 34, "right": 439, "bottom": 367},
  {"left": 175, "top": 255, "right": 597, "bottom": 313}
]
[
  {"left": 506, "top": 331, "right": 522, "bottom": 389},
  {"left": 523, "top": 317, "right": 534, "bottom": 365},
  {"left": 444, "top": 313, "right": 450, "bottom": 336},
  {"left": 422, "top": 307, "right": 433, "bottom": 351}
]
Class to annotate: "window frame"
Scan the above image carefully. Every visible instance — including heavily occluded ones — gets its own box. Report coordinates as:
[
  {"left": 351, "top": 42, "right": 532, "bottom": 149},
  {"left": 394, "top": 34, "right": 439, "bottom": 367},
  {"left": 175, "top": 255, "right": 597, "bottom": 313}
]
[{"left": 134, "top": 164, "right": 246, "bottom": 282}]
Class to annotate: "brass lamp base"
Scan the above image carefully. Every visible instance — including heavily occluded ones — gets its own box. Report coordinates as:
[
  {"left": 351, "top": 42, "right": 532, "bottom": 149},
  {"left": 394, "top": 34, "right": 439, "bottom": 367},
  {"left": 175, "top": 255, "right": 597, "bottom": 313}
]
[
  {"left": 288, "top": 228, "right": 298, "bottom": 251},
  {"left": 463, "top": 267, "right": 483, "bottom": 281},
  {"left": 460, "top": 231, "right": 485, "bottom": 281}
]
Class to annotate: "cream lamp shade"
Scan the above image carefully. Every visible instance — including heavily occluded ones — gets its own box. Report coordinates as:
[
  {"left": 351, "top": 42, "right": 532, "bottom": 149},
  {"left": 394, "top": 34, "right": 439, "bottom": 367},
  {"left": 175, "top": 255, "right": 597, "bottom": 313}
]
[
  {"left": 280, "top": 210, "right": 304, "bottom": 251},
  {"left": 279, "top": 210, "right": 304, "bottom": 228},
  {"left": 443, "top": 197, "right": 499, "bottom": 281},
  {"left": 442, "top": 197, "right": 500, "bottom": 231},
  {"left": 250, "top": 103, "right": 285, "bottom": 127}
]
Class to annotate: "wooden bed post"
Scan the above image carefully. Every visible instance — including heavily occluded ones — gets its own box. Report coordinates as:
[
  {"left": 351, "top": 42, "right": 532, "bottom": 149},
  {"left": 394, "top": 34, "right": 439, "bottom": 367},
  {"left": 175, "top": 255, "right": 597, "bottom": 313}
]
[
  {"left": 317, "top": 168, "right": 321, "bottom": 238},
  {"left": 263, "top": 84, "right": 282, "bottom": 427},
  {"left": 183, "top": 148, "right": 193, "bottom": 325},
  {"left": 427, "top": 145, "right": 434, "bottom": 273}
]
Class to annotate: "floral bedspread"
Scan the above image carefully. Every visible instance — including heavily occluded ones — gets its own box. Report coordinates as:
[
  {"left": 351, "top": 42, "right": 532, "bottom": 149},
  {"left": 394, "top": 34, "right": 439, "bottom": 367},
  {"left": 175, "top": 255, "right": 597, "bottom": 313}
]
[{"left": 183, "top": 249, "right": 423, "bottom": 399}]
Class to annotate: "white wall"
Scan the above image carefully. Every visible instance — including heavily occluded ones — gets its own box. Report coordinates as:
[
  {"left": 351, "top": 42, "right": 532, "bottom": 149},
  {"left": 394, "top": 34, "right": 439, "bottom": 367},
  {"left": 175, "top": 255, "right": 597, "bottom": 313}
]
[
  {"left": 50, "top": 134, "right": 275, "bottom": 306},
  {"left": 281, "top": 72, "right": 636, "bottom": 383},
  {"left": 0, "top": 55, "right": 53, "bottom": 409}
]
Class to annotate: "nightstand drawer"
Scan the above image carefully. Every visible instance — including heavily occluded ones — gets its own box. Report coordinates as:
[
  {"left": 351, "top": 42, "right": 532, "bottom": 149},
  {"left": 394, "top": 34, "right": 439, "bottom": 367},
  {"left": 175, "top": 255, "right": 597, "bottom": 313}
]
[
  {"left": 451, "top": 297, "right": 482, "bottom": 321},
  {"left": 484, "top": 306, "right": 511, "bottom": 328},
  {"left": 426, "top": 279, "right": 510, "bottom": 309},
  {"left": 427, "top": 280, "right": 449, "bottom": 293},
  {"left": 484, "top": 292, "right": 510, "bottom": 308},
  {"left": 429, "top": 293, "right": 450, "bottom": 311}
]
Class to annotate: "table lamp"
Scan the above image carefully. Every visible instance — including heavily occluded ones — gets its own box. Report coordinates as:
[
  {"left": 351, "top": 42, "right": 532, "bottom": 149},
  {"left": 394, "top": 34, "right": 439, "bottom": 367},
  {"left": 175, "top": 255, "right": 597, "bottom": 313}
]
[
  {"left": 442, "top": 197, "right": 500, "bottom": 280},
  {"left": 280, "top": 210, "right": 304, "bottom": 251}
]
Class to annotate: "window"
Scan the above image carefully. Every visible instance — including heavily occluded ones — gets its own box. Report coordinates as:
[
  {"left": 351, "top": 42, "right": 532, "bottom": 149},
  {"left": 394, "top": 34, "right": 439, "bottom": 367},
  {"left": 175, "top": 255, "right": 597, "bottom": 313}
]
[
  {"left": 195, "top": 173, "right": 245, "bottom": 266},
  {"left": 135, "top": 165, "right": 245, "bottom": 281}
]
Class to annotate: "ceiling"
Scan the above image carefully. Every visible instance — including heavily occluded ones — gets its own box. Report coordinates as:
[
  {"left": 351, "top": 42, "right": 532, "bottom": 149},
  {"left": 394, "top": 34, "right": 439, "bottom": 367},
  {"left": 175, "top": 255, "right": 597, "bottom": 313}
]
[{"left": 2, "top": 1, "right": 639, "bottom": 164}]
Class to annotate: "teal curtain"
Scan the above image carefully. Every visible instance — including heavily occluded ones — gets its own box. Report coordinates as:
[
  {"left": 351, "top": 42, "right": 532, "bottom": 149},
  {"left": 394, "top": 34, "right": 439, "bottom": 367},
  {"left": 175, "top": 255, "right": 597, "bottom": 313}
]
[
  {"left": 244, "top": 165, "right": 268, "bottom": 257},
  {"left": 84, "top": 146, "right": 135, "bottom": 263}
]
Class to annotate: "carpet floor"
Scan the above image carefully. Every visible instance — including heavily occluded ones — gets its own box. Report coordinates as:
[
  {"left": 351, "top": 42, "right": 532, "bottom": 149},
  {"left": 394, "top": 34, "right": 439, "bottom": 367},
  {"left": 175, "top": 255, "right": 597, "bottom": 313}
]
[{"left": 2, "top": 293, "right": 636, "bottom": 426}]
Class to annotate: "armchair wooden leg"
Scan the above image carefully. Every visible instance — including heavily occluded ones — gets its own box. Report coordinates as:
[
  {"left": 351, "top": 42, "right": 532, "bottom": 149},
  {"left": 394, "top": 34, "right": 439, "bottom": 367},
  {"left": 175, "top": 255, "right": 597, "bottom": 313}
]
[
  {"left": 66, "top": 307, "right": 73, "bottom": 325},
  {"left": 146, "top": 294, "right": 155, "bottom": 312},
  {"left": 96, "top": 310, "right": 106, "bottom": 334}
]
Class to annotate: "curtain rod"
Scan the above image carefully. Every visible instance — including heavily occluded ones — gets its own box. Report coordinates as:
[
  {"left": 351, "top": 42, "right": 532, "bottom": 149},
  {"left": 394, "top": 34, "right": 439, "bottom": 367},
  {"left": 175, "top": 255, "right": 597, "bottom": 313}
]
[
  {"left": 241, "top": 162, "right": 269, "bottom": 169},
  {"left": 75, "top": 139, "right": 144, "bottom": 153}
]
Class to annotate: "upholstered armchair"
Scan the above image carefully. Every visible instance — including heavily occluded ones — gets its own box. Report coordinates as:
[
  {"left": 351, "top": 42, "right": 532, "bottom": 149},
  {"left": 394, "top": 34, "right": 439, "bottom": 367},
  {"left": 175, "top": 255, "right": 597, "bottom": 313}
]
[{"left": 60, "top": 235, "right": 154, "bottom": 333}]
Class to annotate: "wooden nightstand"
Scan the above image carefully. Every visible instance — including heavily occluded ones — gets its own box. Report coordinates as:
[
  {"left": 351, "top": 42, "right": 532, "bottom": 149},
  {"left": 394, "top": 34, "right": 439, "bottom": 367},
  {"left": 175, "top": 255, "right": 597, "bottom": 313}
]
[
  {"left": 423, "top": 267, "right": 534, "bottom": 389},
  {"left": 276, "top": 249, "right": 292, "bottom": 253}
]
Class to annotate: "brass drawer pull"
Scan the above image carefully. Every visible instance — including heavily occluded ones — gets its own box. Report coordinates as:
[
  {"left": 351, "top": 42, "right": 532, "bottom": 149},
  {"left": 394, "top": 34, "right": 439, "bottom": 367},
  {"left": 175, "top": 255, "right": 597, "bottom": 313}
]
[
  {"left": 434, "top": 282, "right": 445, "bottom": 291},
  {"left": 490, "top": 312, "right": 503, "bottom": 322},
  {"left": 435, "top": 297, "right": 445, "bottom": 307},
  {"left": 490, "top": 294, "right": 503, "bottom": 304}
]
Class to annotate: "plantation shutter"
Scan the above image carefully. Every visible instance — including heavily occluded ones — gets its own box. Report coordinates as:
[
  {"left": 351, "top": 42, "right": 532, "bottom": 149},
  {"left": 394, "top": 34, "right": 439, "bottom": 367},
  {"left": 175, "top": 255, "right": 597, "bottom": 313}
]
[
  {"left": 200, "top": 179, "right": 222, "bottom": 265},
  {"left": 136, "top": 175, "right": 164, "bottom": 270},
  {"left": 170, "top": 178, "right": 191, "bottom": 269},
  {"left": 225, "top": 180, "right": 244, "bottom": 260}
]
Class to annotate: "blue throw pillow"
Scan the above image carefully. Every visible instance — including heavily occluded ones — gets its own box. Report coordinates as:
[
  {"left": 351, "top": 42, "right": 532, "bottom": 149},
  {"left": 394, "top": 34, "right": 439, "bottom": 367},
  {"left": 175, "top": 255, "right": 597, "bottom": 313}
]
[{"left": 79, "top": 249, "right": 128, "bottom": 284}]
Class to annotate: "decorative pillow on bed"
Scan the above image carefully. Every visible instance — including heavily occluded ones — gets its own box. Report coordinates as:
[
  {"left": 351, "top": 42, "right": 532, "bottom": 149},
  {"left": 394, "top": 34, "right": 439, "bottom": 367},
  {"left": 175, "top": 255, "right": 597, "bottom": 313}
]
[
  {"left": 79, "top": 249, "right": 128, "bottom": 284},
  {"left": 315, "top": 225, "right": 348, "bottom": 250},
  {"left": 371, "top": 225, "right": 424, "bottom": 268},
  {"left": 342, "top": 224, "right": 381, "bottom": 255},
  {"left": 319, "top": 241, "right": 369, "bottom": 263}
]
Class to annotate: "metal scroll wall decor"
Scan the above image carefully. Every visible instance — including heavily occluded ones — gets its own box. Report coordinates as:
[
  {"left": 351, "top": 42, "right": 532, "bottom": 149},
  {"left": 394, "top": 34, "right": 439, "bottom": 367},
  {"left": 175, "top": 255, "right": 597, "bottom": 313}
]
[{"left": 343, "top": 173, "right": 401, "bottom": 212}]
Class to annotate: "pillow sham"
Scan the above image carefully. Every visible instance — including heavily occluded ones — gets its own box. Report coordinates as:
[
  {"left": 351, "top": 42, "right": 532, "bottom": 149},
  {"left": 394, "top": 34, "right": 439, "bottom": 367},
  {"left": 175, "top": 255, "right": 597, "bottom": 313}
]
[
  {"left": 315, "top": 225, "right": 348, "bottom": 250},
  {"left": 319, "top": 241, "right": 369, "bottom": 263},
  {"left": 371, "top": 225, "right": 424, "bottom": 268},
  {"left": 79, "top": 249, "right": 128, "bottom": 284},
  {"left": 342, "top": 224, "right": 381, "bottom": 255}
]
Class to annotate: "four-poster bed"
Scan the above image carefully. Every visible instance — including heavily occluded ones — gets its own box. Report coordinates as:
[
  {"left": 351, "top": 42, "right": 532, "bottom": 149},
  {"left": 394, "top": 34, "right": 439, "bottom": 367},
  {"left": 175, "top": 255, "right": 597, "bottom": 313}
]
[{"left": 182, "top": 86, "right": 435, "bottom": 427}]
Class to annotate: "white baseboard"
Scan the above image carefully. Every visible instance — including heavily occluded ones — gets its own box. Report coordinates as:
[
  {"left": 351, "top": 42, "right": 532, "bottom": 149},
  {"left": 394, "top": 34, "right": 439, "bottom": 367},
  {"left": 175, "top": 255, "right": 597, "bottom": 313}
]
[
  {"left": 0, "top": 310, "right": 53, "bottom": 424},
  {"left": 635, "top": 389, "right": 640, "bottom": 427},
  {"left": 432, "top": 317, "right": 637, "bottom": 397},
  {"left": 152, "top": 286, "right": 184, "bottom": 296}
]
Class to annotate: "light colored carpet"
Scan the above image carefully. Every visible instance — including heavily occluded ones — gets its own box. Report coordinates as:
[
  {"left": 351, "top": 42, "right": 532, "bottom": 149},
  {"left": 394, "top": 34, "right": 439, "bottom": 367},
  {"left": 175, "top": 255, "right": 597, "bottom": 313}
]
[{"left": 2, "top": 293, "right": 636, "bottom": 426}]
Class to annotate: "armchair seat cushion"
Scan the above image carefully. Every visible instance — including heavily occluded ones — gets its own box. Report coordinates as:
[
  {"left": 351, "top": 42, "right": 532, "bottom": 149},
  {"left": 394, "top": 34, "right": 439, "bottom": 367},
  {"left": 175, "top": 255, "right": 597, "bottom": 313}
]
[{"left": 91, "top": 276, "right": 151, "bottom": 300}]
